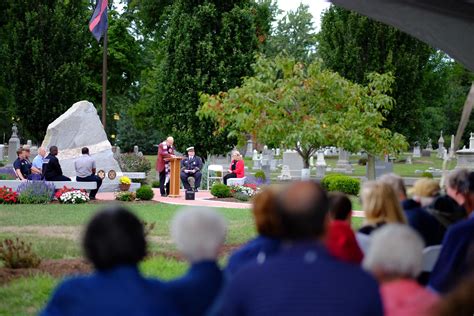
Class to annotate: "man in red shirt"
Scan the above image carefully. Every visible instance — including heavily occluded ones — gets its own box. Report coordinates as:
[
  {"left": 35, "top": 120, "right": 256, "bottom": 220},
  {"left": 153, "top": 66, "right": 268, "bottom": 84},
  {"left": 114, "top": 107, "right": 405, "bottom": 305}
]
[{"left": 156, "top": 136, "right": 175, "bottom": 197}]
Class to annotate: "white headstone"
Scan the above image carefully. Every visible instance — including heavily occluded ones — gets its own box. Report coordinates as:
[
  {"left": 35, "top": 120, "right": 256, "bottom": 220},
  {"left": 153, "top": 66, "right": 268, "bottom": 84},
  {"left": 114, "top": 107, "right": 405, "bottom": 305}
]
[
  {"left": 406, "top": 156, "right": 412, "bottom": 164},
  {"left": 282, "top": 150, "right": 304, "bottom": 174},
  {"left": 41, "top": 100, "right": 121, "bottom": 178},
  {"left": 438, "top": 131, "right": 445, "bottom": 158},
  {"left": 133, "top": 145, "right": 139, "bottom": 154},
  {"left": 275, "top": 148, "right": 280, "bottom": 156},
  {"left": 0, "top": 145, "right": 4, "bottom": 161},
  {"left": 316, "top": 151, "right": 326, "bottom": 167},
  {"left": 278, "top": 165, "right": 292, "bottom": 180},
  {"left": 413, "top": 145, "right": 421, "bottom": 158},
  {"left": 333, "top": 148, "right": 353, "bottom": 174},
  {"left": 252, "top": 149, "right": 258, "bottom": 161}
]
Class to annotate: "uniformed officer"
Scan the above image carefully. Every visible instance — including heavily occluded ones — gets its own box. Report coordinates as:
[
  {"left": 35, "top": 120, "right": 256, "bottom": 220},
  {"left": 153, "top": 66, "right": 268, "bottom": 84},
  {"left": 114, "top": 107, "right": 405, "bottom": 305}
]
[{"left": 180, "top": 147, "right": 203, "bottom": 192}]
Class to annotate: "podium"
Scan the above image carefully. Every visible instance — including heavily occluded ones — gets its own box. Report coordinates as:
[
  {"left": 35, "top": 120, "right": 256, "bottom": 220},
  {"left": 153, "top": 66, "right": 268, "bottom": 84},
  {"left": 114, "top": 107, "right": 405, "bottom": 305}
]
[{"left": 165, "top": 157, "right": 183, "bottom": 198}]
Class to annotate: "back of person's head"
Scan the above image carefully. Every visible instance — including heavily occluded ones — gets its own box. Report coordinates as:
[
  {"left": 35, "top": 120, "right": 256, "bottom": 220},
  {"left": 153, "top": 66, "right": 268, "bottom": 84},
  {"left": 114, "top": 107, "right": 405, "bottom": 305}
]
[
  {"left": 379, "top": 173, "right": 407, "bottom": 200},
  {"left": 83, "top": 206, "right": 146, "bottom": 270},
  {"left": 410, "top": 178, "right": 440, "bottom": 207},
  {"left": 171, "top": 207, "right": 227, "bottom": 263},
  {"left": 276, "top": 181, "right": 329, "bottom": 240},
  {"left": 49, "top": 146, "right": 58, "bottom": 155},
  {"left": 252, "top": 188, "right": 283, "bottom": 238},
  {"left": 328, "top": 192, "right": 352, "bottom": 221},
  {"left": 436, "top": 276, "right": 474, "bottom": 316},
  {"left": 363, "top": 224, "right": 424, "bottom": 280},
  {"left": 361, "top": 181, "right": 407, "bottom": 225},
  {"left": 446, "top": 169, "right": 470, "bottom": 193},
  {"left": 82, "top": 147, "right": 89, "bottom": 155},
  {"left": 16, "top": 148, "right": 23, "bottom": 157}
]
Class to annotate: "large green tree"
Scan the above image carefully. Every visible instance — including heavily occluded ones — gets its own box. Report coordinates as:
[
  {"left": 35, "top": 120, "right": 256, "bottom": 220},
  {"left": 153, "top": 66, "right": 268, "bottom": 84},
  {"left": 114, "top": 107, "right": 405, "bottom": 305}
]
[
  {"left": 318, "top": 6, "right": 435, "bottom": 143},
  {"left": 133, "top": 0, "right": 273, "bottom": 155},
  {"left": 199, "top": 55, "right": 407, "bottom": 168}
]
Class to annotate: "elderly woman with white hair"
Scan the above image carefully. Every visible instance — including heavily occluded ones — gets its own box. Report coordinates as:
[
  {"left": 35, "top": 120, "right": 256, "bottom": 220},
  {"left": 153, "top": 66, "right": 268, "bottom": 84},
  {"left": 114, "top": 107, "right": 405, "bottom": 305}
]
[
  {"left": 166, "top": 206, "right": 227, "bottom": 316},
  {"left": 363, "top": 224, "right": 440, "bottom": 316}
]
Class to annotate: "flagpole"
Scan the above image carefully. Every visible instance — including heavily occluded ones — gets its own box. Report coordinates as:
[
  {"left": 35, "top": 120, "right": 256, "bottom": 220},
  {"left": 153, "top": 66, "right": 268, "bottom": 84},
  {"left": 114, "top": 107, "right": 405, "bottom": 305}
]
[{"left": 101, "top": 29, "right": 107, "bottom": 129}]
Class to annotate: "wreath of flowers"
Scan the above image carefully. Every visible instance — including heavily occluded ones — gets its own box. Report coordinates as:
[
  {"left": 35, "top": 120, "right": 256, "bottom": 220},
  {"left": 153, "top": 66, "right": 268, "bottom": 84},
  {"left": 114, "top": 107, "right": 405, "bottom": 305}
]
[{"left": 59, "top": 190, "right": 89, "bottom": 204}]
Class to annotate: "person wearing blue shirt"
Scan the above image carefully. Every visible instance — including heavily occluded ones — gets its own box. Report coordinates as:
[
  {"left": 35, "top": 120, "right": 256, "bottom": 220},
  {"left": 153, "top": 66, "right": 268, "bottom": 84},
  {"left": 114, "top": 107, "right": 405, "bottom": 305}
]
[
  {"left": 32, "top": 147, "right": 46, "bottom": 172},
  {"left": 40, "top": 206, "right": 179, "bottom": 316},
  {"left": 221, "top": 181, "right": 383, "bottom": 316},
  {"left": 166, "top": 207, "right": 227, "bottom": 316}
]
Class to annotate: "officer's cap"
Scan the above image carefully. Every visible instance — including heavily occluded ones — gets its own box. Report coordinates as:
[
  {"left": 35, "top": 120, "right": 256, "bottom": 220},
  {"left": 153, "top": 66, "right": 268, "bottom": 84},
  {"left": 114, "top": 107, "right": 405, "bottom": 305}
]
[{"left": 186, "top": 147, "right": 195, "bottom": 152}]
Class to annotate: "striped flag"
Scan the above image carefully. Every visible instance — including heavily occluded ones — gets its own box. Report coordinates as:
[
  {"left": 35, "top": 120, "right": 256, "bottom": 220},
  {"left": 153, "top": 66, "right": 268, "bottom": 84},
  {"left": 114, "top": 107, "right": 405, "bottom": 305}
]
[{"left": 89, "top": 0, "right": 108, "bottom": 42}]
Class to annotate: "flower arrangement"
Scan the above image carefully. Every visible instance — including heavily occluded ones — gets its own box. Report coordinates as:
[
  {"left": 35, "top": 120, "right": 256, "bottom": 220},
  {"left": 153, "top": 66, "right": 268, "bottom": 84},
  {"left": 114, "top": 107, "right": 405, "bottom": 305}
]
[
  {"left": 54, "top": 186, "right": 87, "bottom": 199},
  {"left": 59, "top": 190, "right": 89, "bottom": 204},
  {"left": 0, "top": 186, "right": 18, "bottom": 204},
  {"left": 17, "top": 181, "right": 55, "bottom": 204},
  {"left": 230, "top": 184, "right": 258, "bottom": 201},
  {"left": 119, "top": 176, "right": 132, "bottom": 185}
]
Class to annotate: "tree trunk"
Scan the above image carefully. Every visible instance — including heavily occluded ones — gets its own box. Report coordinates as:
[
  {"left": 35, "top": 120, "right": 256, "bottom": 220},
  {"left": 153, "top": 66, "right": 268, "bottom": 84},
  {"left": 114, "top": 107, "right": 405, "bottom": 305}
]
[{"left": 367, "top": 154, "right": 376, "bottom": 180}]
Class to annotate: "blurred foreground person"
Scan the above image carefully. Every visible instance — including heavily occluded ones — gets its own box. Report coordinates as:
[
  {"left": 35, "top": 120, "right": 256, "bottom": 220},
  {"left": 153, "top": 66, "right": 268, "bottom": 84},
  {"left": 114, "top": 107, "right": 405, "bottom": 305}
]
[
  {"left": 226, "top": 188, "right": 282, "bottom": 277},
  {"left": 167, "top": 207, "right": 227, "bottom": 316},
  {"left": 221, "top": 181, "right": 383, "bottom": 316},
  {"left": 436, "top": 276, "right": 474, "bottom": 316},
  {"left": 363, "top": 224, "right": 439, "bottom": 316},
  {"left": 40, "top": 206, "right": 178, "bottom": 316},
  {"left": 325, "top": 192, "right": 363, "bottom": 264}
]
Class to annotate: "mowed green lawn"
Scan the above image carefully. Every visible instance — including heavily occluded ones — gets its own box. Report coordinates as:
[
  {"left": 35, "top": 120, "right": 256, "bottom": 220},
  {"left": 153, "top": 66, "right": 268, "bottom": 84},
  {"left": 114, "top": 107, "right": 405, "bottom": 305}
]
[{"left": 0, "top": 202, "right": 364, "bottom": 315}]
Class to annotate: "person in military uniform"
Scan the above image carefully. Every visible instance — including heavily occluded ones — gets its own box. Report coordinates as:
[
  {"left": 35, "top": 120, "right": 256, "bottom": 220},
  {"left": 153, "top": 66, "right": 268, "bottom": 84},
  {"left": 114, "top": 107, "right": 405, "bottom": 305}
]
[{"left": 180, "top": 147, "right": 203, "bottom": 192}]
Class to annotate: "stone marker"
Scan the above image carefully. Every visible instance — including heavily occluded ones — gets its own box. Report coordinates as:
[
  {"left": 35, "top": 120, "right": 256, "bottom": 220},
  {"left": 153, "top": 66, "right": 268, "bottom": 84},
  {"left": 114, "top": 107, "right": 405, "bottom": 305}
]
[
  {"left": 406, "top": 156, "right": 412, "bottom": 164},
  {"left": 333, "top": 148, "right": 353, "bottom": 174},
  {"left": 421, "top": 149, "right": 431, "bottom": 157},
  {"left": 0, "top": 145, "right": 4, "bottom": 161},
  {"left": 438, "top": 131, "right": 445, "bottom": 158},
  {"left": 275, "top": 148, "right": 280, "bottom": 156},
  {"left": 426, "top": 138, "right": 433, "bottom": 151},
  {"left": 133, "top": 145, "right": 139, "bottom": 154},
  {"left": 315, "top": 150, "right": 327, "bottom": 178},
  {"left": 282, "top": 150, "right": 304, "bottom": 176},
  {"left": 41, "top": 100, "right": 121, "bottom": 178},
  {"left": 245, "top": 139, "right": 253, "bottom": 158},
  {"left": 449, "top": 134, "right": 455, "bottom": 158},
  {"left": 455, "top": 132, "right": 474, "bottom": 170},
  {"left": 30, "top": 145, "right": 38, "bottom": 160},
  {"left": 413, "top": 143, "right": 421, "bottom": 158},
  {"left": 7, "top": 124, "right": 20, "bottom": 165}
]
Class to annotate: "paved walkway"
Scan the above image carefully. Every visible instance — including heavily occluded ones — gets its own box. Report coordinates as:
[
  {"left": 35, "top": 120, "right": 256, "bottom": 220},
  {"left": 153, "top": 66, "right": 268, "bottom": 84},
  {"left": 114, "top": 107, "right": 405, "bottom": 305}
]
[{"left": 96, "top": 189, "right": 365, "bottom": 217}]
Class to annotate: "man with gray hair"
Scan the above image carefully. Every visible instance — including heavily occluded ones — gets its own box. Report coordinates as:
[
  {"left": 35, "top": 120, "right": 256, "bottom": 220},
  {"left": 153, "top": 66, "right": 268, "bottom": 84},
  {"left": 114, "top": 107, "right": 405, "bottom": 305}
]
[
  {"left": 363, "top": 224, "right": 440, "bottom": 316},
  {"left": 379, "top": 173, "right": 443, "bottom": 246},
  {"left": 167, "top": 206, "right": 227, "bottom": 316},
  {"left": 32, "top": 147, "right": 47, "bottom": 177}
]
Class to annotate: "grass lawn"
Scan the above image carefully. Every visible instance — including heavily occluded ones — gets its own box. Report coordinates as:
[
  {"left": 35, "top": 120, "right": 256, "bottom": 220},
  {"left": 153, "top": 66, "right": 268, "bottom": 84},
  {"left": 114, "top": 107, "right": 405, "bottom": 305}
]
[{"left": 0, "top": 201, "right": 364, "bottom": 315}]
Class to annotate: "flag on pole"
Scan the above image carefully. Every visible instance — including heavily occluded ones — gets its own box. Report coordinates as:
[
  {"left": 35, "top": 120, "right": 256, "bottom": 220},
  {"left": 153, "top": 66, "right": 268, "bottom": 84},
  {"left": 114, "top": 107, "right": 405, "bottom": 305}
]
[{"left": 89, "top": 0, "right": 108, "bottom": 42}]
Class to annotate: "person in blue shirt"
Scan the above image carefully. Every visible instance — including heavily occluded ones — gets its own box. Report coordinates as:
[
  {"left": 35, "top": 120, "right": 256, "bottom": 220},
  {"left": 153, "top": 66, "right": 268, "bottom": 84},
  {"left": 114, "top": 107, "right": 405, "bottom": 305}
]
[
  {"left": 31, "top": 147, "right": 47, "bottom": 178},
  {"left": 221, "top": 181, "right": 383, "bottom": 316},
  {"left": 226, "top": 188, "right": 282, "bottom": 278},
  {"left": 40, "top": 206, "right": 179, "bottom": 316},
  {"left": 166, "top": 206, "right": 227, "bottom": 316}
]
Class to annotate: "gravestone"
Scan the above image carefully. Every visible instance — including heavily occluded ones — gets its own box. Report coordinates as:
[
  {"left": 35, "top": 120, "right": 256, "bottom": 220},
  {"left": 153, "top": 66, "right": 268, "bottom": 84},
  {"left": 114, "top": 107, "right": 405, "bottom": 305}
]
[
  {"left": 421, "top": 150, "right": 431, "bottom": 157},
  {"left": 438, "top": 131, "right": 445, "bottom": 158},
  {"left": 245, "top": 139, "right": 253, "bottom": 158},
  {"left": 406, "top": 156, "right": 412, "bottom": 164},
  {"left": 426, "top": 138, "right": 433, "bottom": 151},
  {"left": 370, "top": 157, "right": 394, "bottom": 179},
  {"left": 41, "top": 100, "right": 121, "bottom": 179},
  {"left": 449, "top": 134, "right": 455, "bottom": 158},
  {"left": 278, "top": 165, "right": 292, "bottom": 180},
  {"left": 30, "top": 145, "right": 38, "bottom": 160},
  {"left": 413, "top": 143, "right": 421, "bottom": 158},
  {"left": 133, "top": 145, "right": 139, "bottom": 154},
  {"left": 282, "top": 150, "right": 304, "bottom": 176},
  {"left": 252, "top": 149, "right": 261, "bottom": 170},
  {"left": 333, "top": 148, "right": 353, "bottom": 174},
  {"left": 7, "top": 124, "right": 20, "bottom": 165},
  {"left": 275, "top": 148, "right": 280, "bottom": 156},
  {"left": 0, "top": 145, "right": 4, "bottom": 161},
  {"left": 455, "top": 133, "right": 474, "bottom": 170},
  {"left": 315, "top": 151, "right": 327, "bottom": 178}
]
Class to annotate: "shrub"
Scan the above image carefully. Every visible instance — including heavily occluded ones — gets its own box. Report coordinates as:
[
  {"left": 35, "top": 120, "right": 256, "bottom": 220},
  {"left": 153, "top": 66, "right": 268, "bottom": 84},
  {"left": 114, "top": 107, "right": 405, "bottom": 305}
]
[
  {"left": 115, "top": 191, "right": 136, "bottom": 202},
  {"left": 321, "top": 174, "right": 360, "bottom": 195},
  {"left": 254, "top": 170, "right": 266, "bottom": 182},
  {"left": 421, "top": 172, "right": 434, "bottom": 178},
  {"left": 0, "top": 173, "right": 15, "bottom": 180},
  {"left": 151, "top": 180, "right": 160, "bottom": 188},
  {"left": 17, "top": 181, "right": 55, "bottom": 204},
  {"left": 117, "top": 153, "right": 151, "bottom": 174},
  {"left": 0, "top": 238, "right": 41, "bottom": 269},
  {"left": 59, "top": 190, "right": 89, "bottom": 204},
  {"left": 136, "top": 185, "right": 154, "bottom": 200},
  {"left": 211, "top": 183, "right": 231, "bottom": 198},
  {"left": 234, "top": 192, "right": 251, "bottom": 202},
  {"left": 0, "top": 186, "right": 18, "bottom": 204}
]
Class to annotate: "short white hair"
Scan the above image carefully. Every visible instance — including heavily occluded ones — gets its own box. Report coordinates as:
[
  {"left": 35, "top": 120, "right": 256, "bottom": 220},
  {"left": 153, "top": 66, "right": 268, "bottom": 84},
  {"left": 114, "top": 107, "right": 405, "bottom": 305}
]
[
  {"left": 362, "top": 224, "right": 425, "bottom": 278},
  {"left": 171, "top": 207, "right": 227, "bottom": 263}
]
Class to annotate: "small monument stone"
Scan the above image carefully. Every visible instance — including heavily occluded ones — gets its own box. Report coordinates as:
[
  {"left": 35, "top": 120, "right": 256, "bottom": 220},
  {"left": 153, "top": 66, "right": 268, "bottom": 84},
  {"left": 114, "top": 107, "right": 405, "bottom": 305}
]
[
  {"left": 7, "top": 124, "right": 20, "bottom": 165},
  {"left": 438, "top": 131, "right": 445, "bottom": 158},
  {"left": 333, "top": 148, "right": 353, "bottom": 174},
  {"left": 245, "top": 139, "right": 253, "bottom": 158},
  {"left": 413, "top": 143, "right": 421, "bottom": 158}
]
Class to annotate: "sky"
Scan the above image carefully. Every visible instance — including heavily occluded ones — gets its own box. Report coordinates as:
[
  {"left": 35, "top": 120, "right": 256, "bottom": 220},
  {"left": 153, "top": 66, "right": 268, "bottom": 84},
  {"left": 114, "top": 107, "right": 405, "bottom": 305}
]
[{"left": 276, "top": 0, "right": 332, "bottom": 30}]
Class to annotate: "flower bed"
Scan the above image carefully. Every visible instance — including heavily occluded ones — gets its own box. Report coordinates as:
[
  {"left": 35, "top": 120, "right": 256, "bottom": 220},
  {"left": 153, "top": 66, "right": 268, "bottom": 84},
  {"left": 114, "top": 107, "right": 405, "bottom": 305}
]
[
  {"left": 0, "top": 186, "right": 18, "bottom": 204},
  {"left": 210, "top": 183, "right": 258, "bottom": 202},
  {"left": 59, "top": 190, "right": 89, "bottom": 204}
]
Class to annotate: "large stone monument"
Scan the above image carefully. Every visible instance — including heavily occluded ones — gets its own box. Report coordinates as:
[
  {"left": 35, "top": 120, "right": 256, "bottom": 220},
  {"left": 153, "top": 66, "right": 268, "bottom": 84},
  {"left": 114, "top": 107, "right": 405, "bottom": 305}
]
[
  {"left": 455, "top": 132, "right": 474, "bottom": 170},
  {"left": 41, "top": 100, "right": 121, "bottom": 178},
  {"left": 7, "top": 124, "right": 20, "bottom": 165}
]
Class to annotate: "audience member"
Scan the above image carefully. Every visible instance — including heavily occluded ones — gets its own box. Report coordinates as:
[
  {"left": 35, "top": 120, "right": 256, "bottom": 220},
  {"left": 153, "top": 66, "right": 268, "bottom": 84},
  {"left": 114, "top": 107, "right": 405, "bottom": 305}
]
[
  {"left": 379, "top": 174, "right": 444, "bottom": 246},
  {"left": 24, "top": 147, "right": 42, "bottom": 179},
  {"left": 428, "top": 169, "right": 469, "bottom": 228},
  {"left": 223, "top": 151, "right": 245, "bottom": 185},
  {"left": 428, "top": 172, "right": 474, "bottom": 294},
  {"left": 221, "top": 181, "right": 383, "bottom": 316},
  {"left": 13, "top": 148, "right": 29, "bottom": 180},
  {"left": 32, "top": 147, "right": 47, "bottom": 179},
  {"left": 357, "top": 181, "right": 407, "bottom": 253},
  {"left": 363, "top": 224, "right": 439, "bottom": 316},
  {"left": 226, "top": 188, "right": 282, "bottom": 277},
  {"left": 40, "top": 206, "right": 179, "bottom": 316},
  {"left": 167, "top": 206, "right": 227, "bottom": 316},
  {"left": 325, "top": 192, "right": 363, "bottom": 264},
  {"left": 410, "top": 178, "right": 440, "bottom": 207},
  {"left": 180, "top": 147, "right": 204, "bottom": 192},
  {"left": 74, "top": 147, "right": 102, "bottom": 200},
  {"left": 43, "top": 146, "right": 71, "bottom": 181},
  {"left": 436, "top": 276, "right": 474, "bottom": 316}
]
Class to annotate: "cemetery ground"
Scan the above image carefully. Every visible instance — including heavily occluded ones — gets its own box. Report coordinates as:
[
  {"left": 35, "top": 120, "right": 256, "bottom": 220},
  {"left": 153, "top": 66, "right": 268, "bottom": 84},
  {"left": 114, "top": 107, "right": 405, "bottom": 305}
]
[{"left": 0, "top": 202, "right": 364, "bottom": 315}]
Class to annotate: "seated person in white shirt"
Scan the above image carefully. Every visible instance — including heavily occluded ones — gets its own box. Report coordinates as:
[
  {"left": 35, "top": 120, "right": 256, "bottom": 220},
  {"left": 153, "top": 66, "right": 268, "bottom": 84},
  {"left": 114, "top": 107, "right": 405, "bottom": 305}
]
[{"left": 74, "top": 147, "right": 102, "bottom": 200}]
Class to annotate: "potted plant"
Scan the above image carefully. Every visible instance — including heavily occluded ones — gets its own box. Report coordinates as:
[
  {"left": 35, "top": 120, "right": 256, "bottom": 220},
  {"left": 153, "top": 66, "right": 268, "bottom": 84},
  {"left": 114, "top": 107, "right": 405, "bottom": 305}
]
[{"left": 119, "top": 176, "right": 132, "bottom": 191}]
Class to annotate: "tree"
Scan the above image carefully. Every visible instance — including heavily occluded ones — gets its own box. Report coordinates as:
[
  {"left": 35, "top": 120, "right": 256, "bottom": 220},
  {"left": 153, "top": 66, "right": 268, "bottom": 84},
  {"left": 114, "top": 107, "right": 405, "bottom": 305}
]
[
  {"left": 198, "top": 55, "right": 407, "bottom": 169},
  {"left": 133, "top": 0, "right": 273, "bottom": 155},
  {"left": 318, "top": 6, "right": 435, "bottom": 143},
  {"left": 265, "top": 3, "right": 317, "bottom": 63}
]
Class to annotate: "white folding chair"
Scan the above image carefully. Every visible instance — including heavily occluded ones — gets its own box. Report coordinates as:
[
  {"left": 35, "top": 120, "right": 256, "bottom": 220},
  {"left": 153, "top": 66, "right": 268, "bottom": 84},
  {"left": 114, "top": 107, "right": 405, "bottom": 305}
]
[
  {"left": 421, "top": 245, "right": 442, "bottom": 272},
  {"left": 207, "top": 164, "right": 224, "bottom": 188}
]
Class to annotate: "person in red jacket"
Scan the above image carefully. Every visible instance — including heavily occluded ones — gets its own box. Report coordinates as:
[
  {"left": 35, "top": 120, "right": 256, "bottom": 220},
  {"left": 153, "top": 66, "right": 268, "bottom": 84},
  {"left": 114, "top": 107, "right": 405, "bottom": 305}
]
[
  {"left": 223, "top": 151, "right": 245, "bottom": 185},
  {"left": 156, "top": 136, "right": 175, "bottom": 197},
  {"left": 325, "top": 192, "right": 364, "bottom": 264}
]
